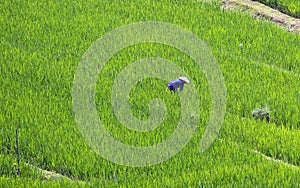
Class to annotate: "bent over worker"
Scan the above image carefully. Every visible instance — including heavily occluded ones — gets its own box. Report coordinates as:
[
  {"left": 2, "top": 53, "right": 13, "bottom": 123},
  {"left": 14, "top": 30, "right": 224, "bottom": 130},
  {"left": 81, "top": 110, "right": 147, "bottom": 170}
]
[{"left": 167, "top": 77, "right": 190, "bottom": 92}]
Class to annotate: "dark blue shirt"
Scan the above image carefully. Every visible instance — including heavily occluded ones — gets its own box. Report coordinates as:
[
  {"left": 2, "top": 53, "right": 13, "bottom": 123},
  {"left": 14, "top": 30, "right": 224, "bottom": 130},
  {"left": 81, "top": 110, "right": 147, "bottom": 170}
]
[{"left": 168, "top": 79, "right": 185, "bottom": 91}]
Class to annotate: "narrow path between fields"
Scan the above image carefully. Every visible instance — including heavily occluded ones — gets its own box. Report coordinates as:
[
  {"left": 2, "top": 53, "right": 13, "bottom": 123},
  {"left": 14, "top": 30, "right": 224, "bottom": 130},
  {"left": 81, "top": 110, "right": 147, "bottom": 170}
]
[
  {"left": 24, "top": 163, "right": 69, "bottom": 181},
  {"left": 0, "top": 151, "right": 86, "bottom": 184},
  {"left": 252, "top": 150, "right": 299, "bottom": 169},
  {"left": 249, "top": 60, "right": 300, "bottom": 78},
  {"left": 217, "top": 139, "right": 299, "bottom": 169},
  {"left": 221, "top": 0, "right": 300, "bottom": 34},
  {"left": 24, "top": 162, "right": 86, "bottom": 184}
]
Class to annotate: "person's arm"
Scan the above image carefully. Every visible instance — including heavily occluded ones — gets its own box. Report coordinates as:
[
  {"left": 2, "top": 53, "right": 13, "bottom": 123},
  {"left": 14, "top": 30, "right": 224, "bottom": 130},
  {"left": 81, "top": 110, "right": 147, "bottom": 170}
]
[
  {"left": 178, "top": 80, "right": 185, "bottom": 91},
  {"left": 179, "top": 83, "right": 184, "bottom": 91}
]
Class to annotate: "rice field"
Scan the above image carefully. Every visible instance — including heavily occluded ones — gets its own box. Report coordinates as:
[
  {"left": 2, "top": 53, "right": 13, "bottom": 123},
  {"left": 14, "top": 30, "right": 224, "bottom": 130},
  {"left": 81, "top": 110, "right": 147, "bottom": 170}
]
[{"left": 1, "top": 0, "right": 300, "bottom": 187}]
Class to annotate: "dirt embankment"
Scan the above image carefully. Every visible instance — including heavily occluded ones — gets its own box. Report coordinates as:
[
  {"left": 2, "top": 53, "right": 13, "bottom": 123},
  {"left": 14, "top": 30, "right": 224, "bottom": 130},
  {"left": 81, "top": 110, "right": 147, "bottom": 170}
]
[{"left": 221, "top": 0, "right": 300, "bottom": 34}]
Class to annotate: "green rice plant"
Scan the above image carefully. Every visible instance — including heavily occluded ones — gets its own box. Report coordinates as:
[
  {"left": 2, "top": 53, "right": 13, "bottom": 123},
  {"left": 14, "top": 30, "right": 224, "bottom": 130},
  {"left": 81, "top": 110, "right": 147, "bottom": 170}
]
[{"left": 0, "top": 0, "right": 300, "bottom": 186}]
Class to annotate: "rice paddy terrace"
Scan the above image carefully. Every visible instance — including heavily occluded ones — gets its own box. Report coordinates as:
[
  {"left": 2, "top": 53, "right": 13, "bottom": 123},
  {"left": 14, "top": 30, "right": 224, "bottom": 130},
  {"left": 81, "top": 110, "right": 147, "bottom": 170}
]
[{"left": 1, "top": 0, "right": 299, "bottom": 187}]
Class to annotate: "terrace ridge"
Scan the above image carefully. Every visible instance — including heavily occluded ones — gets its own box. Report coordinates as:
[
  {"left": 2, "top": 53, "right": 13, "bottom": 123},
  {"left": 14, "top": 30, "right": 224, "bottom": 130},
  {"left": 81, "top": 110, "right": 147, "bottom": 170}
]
[{"left": 221, "top": 0, "right": 300, "bottom": 34}]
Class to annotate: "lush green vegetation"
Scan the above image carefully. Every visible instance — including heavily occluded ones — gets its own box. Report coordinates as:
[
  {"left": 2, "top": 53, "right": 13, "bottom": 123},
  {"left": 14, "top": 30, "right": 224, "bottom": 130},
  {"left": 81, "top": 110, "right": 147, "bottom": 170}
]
[
  {"left": 253, "top": 0, "right": 300, "bottom": 18},
  {"left": 1, "top": 0, "right": 299, "bottom": 187}
]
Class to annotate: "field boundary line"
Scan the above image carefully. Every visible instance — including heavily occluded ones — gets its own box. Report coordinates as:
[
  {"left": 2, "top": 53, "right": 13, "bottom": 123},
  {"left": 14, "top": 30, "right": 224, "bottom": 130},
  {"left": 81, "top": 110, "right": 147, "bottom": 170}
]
[
  {"left": 220, "top": 50, "right": 300, "bottom": 78},
  {"left": 23, "top": 162, "right": 86, "bottom": 184},
  {"left": 249, "top": 60, "right": 300, "bottom": 78},
  {"left": 217, "top": 139, "right": 299, "bottom": 169},
  {"left": 24, "top": 163, "right": 71, "bottom": 181},
  {"left": 0, "top": 152, "right": 86, "bottom": 184},
  {"left": 252, "top": 150, "right": 299, "bottom": 169}
]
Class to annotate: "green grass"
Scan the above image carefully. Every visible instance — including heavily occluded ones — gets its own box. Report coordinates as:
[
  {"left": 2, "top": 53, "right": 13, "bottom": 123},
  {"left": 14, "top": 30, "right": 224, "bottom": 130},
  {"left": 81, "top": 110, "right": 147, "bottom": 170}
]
[
  {"left": 253, "top": 0, "right": 300, "bottom": 18},
  {"left": 1, "top": 0, "right": 300, "bottom": 187}
]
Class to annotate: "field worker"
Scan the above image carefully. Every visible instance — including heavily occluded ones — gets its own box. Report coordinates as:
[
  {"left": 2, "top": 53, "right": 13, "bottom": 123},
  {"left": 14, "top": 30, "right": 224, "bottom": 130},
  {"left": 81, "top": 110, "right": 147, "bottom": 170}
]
[
  {"left": 168, "top": 77, "right": 190, "bottom": 92},
  {"left": 252, "top": 108, "right": 270, "bottom": 123}
]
